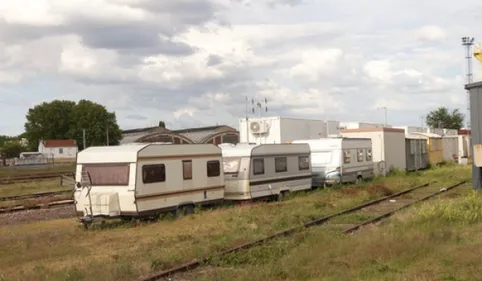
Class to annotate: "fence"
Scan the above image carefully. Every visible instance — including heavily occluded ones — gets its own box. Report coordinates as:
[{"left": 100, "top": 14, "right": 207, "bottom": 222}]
[{"left": 0, "top": 154, "right": 74, "bottom": 168}]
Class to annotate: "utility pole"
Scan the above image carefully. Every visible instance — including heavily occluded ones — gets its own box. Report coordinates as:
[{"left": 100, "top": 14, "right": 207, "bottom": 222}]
[
  {"left": 245, "top": 96, "right": 250, "bottom": 144},
  {"left": 377, "top": 107, "right": 387, "bottom": 127},
  {"left": 106, "top": 127, "right": 110, "bottom": 146},
  {"left": 82, "top": 129, "right": 86, "bottom": 150}
]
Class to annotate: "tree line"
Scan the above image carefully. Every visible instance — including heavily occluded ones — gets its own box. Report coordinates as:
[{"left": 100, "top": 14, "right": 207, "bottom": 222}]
[{"left": 1, "top": 99, "right": 122, "bottom": 158}]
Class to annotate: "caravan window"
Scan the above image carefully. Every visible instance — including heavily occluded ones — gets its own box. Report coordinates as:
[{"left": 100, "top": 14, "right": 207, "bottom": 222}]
[
  {"left": 299, "top": 156, "right": 310, "bottom": 170},
  {"left": 357, "top": 149, "right": 364, "bottom": 162},
  {"left": 142, "top": 164, "right": 165, "bottom": 184},
  {"left": 207, "top": 160, "right": 221, "bottom": 177},
  {"left": 366, "top": 149, "right": 372, "bottom": 161},
  {"left": 182, "top": 160, "right": 192, "bottom": 180},
  {"left": 223, "top": 158, "right": 241, "bottom": 174},
  {"left": 275, "top": 157, "right": 288, "bottom": 173},
  {"left": 343, "top": 150, "right": 351, "bottom": 164},
  {"left": 253, "top": 158, "right": 265, "bottom": 175},
  {"left": 311, "top": 152, "right": 332, "bottom": 164},
  {"left": 82, "top": 164, "right": 130, "bottom": 186}
]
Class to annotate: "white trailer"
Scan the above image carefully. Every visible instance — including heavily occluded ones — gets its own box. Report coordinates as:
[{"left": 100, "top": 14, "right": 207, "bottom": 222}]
[
  {"left": 238, "top": 116, "right": 340, "bottom": 145},
  {"left": 442, "top": 136, "right": 459, "bottom": 162},
  {"left": 74, "top": 143, "right": 225, "bottom": 227},
  {"left": 292, "top": 138, "right": 374, "bottom": 187},
  {"left": 341, "top": 128, "right": 407, "bottom": 175},
  {"left": 220, "top": 143, "right": 312, "bottom": 201}
]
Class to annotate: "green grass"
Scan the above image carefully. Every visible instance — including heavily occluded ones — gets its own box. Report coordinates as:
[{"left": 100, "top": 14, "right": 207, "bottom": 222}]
[
  {"left": 0, "top": 164, "right": 472, "bottom": 281},
  {"left": 0, "top": 179, "right": 72, "bottom": 198},
  {"left": 189, "top": 183, "right": 480, "bottom": 281},
  {"left": 0, "top": 164, "right": 75, "bottom": 177}
]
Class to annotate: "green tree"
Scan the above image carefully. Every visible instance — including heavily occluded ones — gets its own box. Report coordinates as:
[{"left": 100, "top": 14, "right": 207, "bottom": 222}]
[
  {"left": 0, "top": 141, "right": 27, "bottom": 158},
  {"left": 24, "top": 99, "right": 122, "bottom": 151},
  {"left": 69, "top": 100, "right": 122, "bottom": 149},
  {"left": 425, "top": 107, "right": 464, "bottom": 130},
  {"left": 24, "top": 100, "right": 75, "bottom": 150}
]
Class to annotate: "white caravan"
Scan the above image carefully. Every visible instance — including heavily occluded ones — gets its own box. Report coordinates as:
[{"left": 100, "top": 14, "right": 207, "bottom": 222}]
[
  {"left": 292, "top": 138, "right": 374, "bottom": 187},
  {"left": 220, "top": 143, "right": 312, "bottom": 201},
  {"left": 74, "top": 143, "right": 224, "bottom": 227}
]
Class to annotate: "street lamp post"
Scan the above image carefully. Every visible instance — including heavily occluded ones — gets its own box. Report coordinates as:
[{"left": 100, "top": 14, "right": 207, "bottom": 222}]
[{"left": 377, "top": 107, "right": 388, "bottom": 127}]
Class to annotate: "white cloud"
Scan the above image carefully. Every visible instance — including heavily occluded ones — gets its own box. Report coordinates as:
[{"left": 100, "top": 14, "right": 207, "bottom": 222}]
[
  {"left": 0, "top": 0, "right": 480, "bottom": 135},
  {"left": 416, "top": 25, "right": 448, "bottom": 42}
]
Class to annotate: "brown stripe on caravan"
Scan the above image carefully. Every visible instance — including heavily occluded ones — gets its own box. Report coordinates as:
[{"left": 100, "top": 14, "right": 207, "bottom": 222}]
[
  {"left": 138, "top": 153, "right": 221, "bottom": 161},
  {"left": 135, "top": 185, "right": 224, "bottom": 200}
]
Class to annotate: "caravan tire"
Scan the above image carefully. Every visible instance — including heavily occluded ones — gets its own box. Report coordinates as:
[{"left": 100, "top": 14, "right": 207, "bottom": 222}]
[
  {"left": 184, "top": 205, "right": 195, "bottom": 215},
  {"left": 277, "top": 191, "right": 289, "bottom": 202},
  {"left": 175, "top": 207, "right": 184, "bottom": 218},
  {"left": 355, "top": 176, "right": 363, "bottom": 184}
]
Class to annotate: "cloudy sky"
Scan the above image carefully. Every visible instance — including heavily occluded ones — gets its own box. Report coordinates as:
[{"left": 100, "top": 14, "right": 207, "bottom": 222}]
[{"left": 0, "top": 0, "right": 481, "bottom": 135}]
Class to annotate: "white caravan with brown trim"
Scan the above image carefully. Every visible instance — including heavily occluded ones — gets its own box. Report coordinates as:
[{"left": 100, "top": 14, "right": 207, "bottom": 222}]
[
  {"left": 220, "top": 143, "right": 312, "bottom": 201},
  {"left": 292, "top": 138, "right": 374, "bottom": 187},
  {"left": 74, "top": 143, "right": 224, "bottom": 227}
]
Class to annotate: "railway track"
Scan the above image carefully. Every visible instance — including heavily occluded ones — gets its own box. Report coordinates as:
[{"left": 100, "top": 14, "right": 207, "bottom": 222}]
[
  {"left": 0, "top": 190, "right": 72, "bottom": 202},
  {"left": 0, "top": 172, "right": 75, "bottom": 185},
  {"left": 136, "top": 180, "right": 467, "bottom": 281},
  {"left": 0, "top": 199, "right": 74, "bottom": 214}
]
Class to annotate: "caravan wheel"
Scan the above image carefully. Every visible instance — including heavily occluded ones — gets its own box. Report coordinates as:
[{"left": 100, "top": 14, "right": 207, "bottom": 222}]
[
  {"left": 355, "top": 176, "right": 363, "bottom": 184},
  {"left": 277, "top": 191, "right": 289, "bottom": 202}
]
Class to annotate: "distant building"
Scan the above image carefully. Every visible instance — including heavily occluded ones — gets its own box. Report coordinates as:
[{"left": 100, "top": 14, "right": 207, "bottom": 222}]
[
  {"left": 238, "top": 116, "right": 340, "bottom": 144},
  {"left": 120, "top": 123, "right": 239, "bottom": 145},
  {"left": 38, "top": 139, "right": 78, "bottom": 159}
]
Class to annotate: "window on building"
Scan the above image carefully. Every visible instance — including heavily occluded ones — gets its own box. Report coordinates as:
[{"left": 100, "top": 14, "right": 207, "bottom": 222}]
[
  {"left": 253, "top": 158, "right": 265, "bottom": 175},
  {"left": 59, "top": 148, "right": 63, "bottom": 154},
  {"left": 142, "top": 164, "right": 166, "bottom": 183},
  {"left": 344, "top": 150, "right": 351, "bottom": 164},
  {"left": 275, "top": 157, "right": 288, "bottom": 173},
  {"left": 207, "top": 160, "right": 220, "bottom": 177},
  {"left": 366, "top": 149, "right": 372, "bottom": 161},
  {"left": 298, "top": 156, "right": 310, "bottom": 170},
  {"left": 183, "top": 160, "right": 192, "bottom": 180},
  {"left": 357, "top": 149, "right": 364, "bottom": 162}
]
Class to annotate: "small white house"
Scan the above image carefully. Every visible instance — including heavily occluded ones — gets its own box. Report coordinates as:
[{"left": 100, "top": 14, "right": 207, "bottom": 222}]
[{"left": 38, "top": 139, "right": 78, "bottom": 159}]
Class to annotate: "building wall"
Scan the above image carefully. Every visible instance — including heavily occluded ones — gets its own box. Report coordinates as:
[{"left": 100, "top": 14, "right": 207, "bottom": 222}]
[
  {"left": 467, "top": 82, "right": 482, "bottom": 189},
  {"left": 426, "top": 138, "right": 443, "bottom": 165},
  {"left": 341, "top": 129, "right": 406, "bottom": 175},
  {"left": 393, "top": 126, "right": 425, "bottom": 134},
  {"left": 239, "top": 117, "right": 327, "bottom": 144},
  {"left": 38, "top": 144, "right": 78, "bottom": 159},
  {"left": 340, "top": 122, "right": 391, "bottom": 130},
  {"left": 383, "top": 131, "right": 407, "bottom": 171}
]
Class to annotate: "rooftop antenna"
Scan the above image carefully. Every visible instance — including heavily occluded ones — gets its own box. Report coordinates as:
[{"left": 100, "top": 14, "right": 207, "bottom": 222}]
[{"left": 462, "top": 36, "right": 475, "bottom": 129}]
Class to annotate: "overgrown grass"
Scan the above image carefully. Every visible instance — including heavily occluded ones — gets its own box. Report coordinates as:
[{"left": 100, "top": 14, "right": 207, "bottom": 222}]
[
  {"left": 0, "top": 164, "right": 75, "bottom": 177},
  {"left": 187, "top": 182, "right": 481, "bottom": 281},
  {"left": 0, "top": 164, "right": 471, "bottom": 281},
  {"left": 0, "top": 179, "right": 71, "bottom": 198}
]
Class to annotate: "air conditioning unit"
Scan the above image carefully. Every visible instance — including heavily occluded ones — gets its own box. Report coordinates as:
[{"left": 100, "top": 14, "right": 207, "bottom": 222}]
[{"left": 249, "top": 121, "right": 269, "bottom": 134}]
